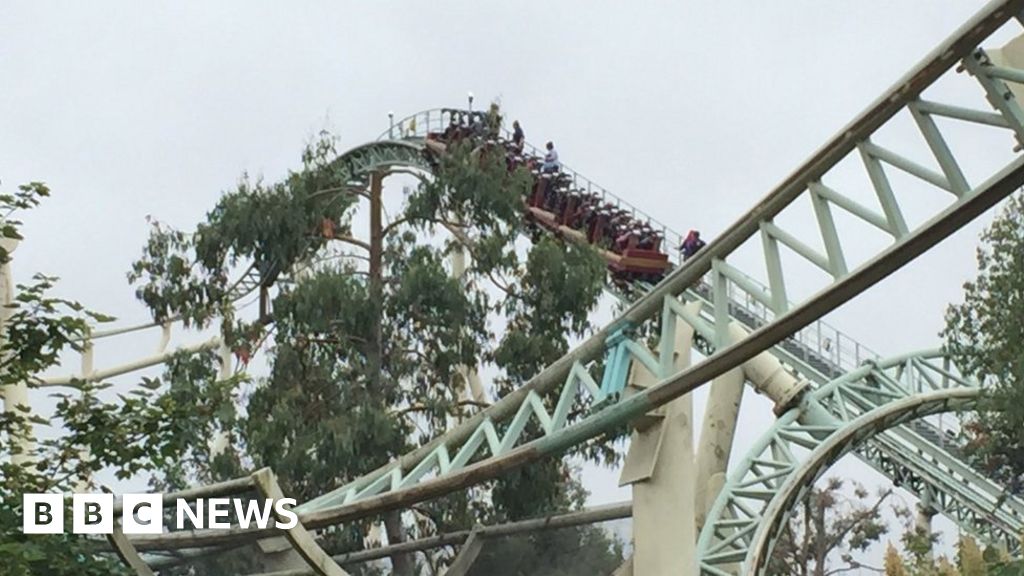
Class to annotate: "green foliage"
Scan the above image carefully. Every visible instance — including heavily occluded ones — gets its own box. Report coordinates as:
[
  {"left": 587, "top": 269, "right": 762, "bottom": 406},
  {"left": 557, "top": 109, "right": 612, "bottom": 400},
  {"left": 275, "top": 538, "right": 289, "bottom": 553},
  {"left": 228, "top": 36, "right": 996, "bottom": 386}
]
[
  {"left": 883, "top": 533, "right": 1024, "bottom": 576},
  {"left": 131, "top": 121, "right": 621, "bottom": 574},
  {"left": 943, "top": 192, "right": 1024, "bottom": 486},
  {"left": 0, "top": 289, "right": 133, "bottom": 574},
  {"left": 0, "top": 182, "right": 240, "bottom": 575},
  {"left": 0, "top": 182, "right": 50, "bottom": 262},
  {"left": 128, "top": 131, "right": 358, "bottom": 332},
  {"left": 494, "top": 237, "right": 606, "bottom": 385},
  {"left": 768, "top": 477, "right": 892, "bottom": 576}
]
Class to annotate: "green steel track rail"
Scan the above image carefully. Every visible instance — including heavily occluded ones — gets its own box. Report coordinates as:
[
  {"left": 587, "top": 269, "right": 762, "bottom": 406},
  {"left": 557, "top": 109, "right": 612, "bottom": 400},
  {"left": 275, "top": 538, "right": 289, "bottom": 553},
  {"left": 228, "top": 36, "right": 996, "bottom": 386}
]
[
  {"left": 696, "top": 351, "right": 987, "bottom": 575},
  {"left": 127, "top": 1, "right": 1024, "bottom": 560}
]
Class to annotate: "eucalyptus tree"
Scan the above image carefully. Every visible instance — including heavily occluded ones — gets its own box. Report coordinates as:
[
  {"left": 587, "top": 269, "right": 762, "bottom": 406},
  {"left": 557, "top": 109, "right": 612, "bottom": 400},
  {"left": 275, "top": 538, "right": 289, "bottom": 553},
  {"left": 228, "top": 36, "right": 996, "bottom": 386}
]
[{"left": 130, "top": 130, "right": 621, "bottom": 574}]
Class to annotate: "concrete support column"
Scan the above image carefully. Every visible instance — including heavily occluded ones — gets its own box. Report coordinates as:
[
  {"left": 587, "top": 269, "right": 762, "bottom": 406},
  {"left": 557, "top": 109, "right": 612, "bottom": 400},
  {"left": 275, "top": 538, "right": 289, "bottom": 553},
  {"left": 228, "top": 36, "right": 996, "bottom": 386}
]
[
  {"left": 451, "top": 241, "right": 485, "bottom": 404},
  {"left": 0, "top": 238, "right": 32, "bottom": 466},
  {"left": 208, "top": 343, "right": 232, "bottom": 458},
  {"left": 915, "top": 490, "right": 937, "bottom": 560},
  {"left": 2, "top": 384, "right": 31, "bottom": 465},
  {"left": 75, "top": 337, "right": 95, "bottom": 491},
  {"left": 694, "top": 322, "right": 808, "bottom": 531},
  {"left": 621, "top": 300, "right": 701, "bottom": 576},
  {"left": 693, "top": 364, "right": 743, "bottom": 531}
]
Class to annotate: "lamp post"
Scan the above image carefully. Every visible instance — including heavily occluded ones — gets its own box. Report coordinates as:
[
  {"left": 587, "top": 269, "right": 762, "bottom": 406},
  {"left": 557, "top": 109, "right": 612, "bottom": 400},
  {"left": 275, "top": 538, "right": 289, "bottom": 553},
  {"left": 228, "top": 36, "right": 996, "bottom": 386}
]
[
  {"left": 388, "top": 111, "right": 395, "bottom": 139},
  {"left": 467, "top": 92, "right": 474, "bottom": 113}
]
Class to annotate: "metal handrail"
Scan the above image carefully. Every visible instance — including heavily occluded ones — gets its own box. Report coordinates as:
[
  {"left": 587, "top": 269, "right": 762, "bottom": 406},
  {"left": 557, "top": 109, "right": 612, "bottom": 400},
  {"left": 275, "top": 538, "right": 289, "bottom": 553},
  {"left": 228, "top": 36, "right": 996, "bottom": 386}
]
[
  {"left": 381, "top": 108, "right": 880, "bottom": 375},
  {"left": 380, "top": 108, "right": 685, "bottom": 254}
]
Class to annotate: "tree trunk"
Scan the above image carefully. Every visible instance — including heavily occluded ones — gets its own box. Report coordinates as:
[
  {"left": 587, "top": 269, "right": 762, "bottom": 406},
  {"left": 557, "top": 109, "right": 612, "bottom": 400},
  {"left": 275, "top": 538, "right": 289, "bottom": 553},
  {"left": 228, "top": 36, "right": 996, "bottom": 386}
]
[
  {"left": 812, "top": 496, "right": 826, "bottom": 576},
  {"left": 384, "top": 509, "right": 415, "bottom": 576},
  {"left": 368, "top": 173, "right": 384, "bottom": 388},
  {"left": 369, "top": 172, "right": 414, "bottom": 576},
  {"left": 801, "top": 498, "right": 810, "bottom": 576}
]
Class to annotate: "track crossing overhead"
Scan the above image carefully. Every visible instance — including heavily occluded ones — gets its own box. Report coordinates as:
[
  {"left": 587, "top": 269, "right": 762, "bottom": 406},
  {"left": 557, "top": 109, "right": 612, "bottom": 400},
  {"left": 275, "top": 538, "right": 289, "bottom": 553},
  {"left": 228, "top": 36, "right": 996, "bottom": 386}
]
[{"left": 121, "top": 1, "right": 1024, "bottom": 562}]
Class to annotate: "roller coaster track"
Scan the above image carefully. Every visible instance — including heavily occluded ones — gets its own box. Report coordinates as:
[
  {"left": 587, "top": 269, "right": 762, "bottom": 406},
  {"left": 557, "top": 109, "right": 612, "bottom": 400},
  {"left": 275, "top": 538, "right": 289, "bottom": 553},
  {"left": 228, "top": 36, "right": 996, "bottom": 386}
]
[
  {"left": 698, "top": 350, "right": 988, "bottom": 575},
  {"left": 115, "top": 3, "right": 1024, "bottom": 568},
  {"left": 131, "top": 352, "right": 983, "bottom": 576}
]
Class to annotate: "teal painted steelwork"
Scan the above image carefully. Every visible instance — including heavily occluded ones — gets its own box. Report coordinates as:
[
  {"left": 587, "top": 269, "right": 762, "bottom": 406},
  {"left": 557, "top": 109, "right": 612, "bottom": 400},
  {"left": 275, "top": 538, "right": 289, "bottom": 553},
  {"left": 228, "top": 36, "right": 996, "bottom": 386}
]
[
  {"left": 292, "top": 0, "right": 1024, "bottom": 528},
  {"left": 127, "top": 1, "right": 1024, "bottom": 564},
  {"left": 746, "top": 389, "right": 980, "bottom": 576},
  {"left": 694, "top": 351, "right": 1009, "bottom": 576},
  {"left": 600, "top": 324, "right": 638, "bottom": 397}
]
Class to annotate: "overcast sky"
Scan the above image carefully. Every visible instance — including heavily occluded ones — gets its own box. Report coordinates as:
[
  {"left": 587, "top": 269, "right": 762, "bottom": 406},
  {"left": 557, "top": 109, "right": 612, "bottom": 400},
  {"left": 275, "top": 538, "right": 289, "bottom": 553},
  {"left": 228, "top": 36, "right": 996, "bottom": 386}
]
[{"left": 2, "top": 0, "right": 1019, "bottom": 563}]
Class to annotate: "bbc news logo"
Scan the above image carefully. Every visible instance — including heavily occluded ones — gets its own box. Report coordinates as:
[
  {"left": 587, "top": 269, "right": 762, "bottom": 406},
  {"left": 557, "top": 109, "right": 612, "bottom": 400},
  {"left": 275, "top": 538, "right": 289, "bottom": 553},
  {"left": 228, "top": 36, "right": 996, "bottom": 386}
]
[{"left": 22, "top": 493, "right": 298, "bottom": 534}]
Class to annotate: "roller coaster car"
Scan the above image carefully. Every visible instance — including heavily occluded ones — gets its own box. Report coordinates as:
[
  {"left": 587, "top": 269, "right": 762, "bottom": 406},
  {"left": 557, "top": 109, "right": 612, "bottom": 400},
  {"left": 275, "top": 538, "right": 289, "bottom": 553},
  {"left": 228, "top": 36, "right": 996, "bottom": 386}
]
[
  {"left": 525, "top": 201, "right": 670, "bottom": 280},
  {"left": 426, "top": 114, "right": 673, "bottom": 284},
  {"left": 610, "top": 230, "right": 671, "bottom": 279},
  {"left": 610, "top": 249, "right": 671, "bottom": 282}
]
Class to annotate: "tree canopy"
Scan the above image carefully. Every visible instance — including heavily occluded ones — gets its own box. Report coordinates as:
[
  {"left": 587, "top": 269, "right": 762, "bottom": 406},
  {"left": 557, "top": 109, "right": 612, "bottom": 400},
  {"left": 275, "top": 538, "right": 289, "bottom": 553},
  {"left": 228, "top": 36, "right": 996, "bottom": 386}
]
[
  {"left": 768, "top": 477, "right": 892, "bottom": 576},
  {"left": 0, "top": 183, "right": 245, "bottom": 575},
  {"left": 129, "top": 128, "right": 622, "bottom": 574},
  {"left": 943, "top": 192, "right": 1024, "bottom": 489}
]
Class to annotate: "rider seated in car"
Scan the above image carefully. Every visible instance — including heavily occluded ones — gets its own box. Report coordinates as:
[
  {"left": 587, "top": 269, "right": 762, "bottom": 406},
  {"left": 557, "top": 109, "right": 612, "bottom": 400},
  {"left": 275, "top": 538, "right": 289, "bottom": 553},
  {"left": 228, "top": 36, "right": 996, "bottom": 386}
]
[{"left": 542, "top": 142, "right": 560, "bottom": 173}]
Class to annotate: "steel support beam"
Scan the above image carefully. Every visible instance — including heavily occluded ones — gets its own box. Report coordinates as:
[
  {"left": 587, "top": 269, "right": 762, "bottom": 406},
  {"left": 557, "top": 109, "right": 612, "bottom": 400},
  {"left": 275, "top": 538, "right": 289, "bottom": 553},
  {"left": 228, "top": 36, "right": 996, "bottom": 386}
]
[
  {"left": 622, "top": 314, "right": 698, "bottom": 576},
  {"left": 445, "top": 529, "right": 485, "bottom": 576},
  {"left": 107, "top": 520, "right": 156, "bottom": 576},
  {"left": 238, "top": 503, "right": 632, "bottom": 576},
  {"left": 251, "top": 468, "right": 350, "bottom": 576},
  {"left": 745, "top": 389, "right": 978, "bottom": 575}
]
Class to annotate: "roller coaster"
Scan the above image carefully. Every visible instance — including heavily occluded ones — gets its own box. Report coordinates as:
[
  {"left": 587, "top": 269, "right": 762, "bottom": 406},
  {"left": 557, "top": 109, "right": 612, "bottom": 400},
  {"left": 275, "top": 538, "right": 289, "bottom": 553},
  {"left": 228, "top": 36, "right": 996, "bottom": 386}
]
[{"left": 14, "top": 1, "right": 1024, "bottom": 574}]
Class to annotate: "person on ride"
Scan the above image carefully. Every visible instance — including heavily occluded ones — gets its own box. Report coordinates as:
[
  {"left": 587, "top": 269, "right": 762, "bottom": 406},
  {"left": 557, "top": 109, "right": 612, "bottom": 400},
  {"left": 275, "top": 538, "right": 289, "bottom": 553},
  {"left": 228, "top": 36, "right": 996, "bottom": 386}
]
[
  {"left": 443, "top": 115, "right": 459, "bottom": 141},
  {"left": 512, "top": 120, "right": 525, "bottom": 154},
  {"left": 542, "top": 141, "right": 560, "bottom": 173},
  {"left": 680, "top": 230, "right": 706, "bottom": 260},
  {"left": 467, "top": 113, "right": 483, "bottom": 138},
  {"left": 615, "top": 226, "right": 639, "bottom": 252}
]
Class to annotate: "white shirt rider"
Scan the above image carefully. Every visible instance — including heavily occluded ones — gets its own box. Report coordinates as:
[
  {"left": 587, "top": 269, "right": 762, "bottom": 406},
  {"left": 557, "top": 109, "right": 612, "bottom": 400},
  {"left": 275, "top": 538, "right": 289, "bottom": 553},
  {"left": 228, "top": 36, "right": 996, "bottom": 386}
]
[{"left": 543, "top": 142, "right": 560, "bottom": 172}]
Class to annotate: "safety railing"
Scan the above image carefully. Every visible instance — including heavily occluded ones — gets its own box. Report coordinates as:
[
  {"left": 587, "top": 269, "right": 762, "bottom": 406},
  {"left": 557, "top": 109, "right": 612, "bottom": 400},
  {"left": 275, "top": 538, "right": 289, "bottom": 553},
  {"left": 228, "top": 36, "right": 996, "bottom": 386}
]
[
  {"left": 381, "top": 108, "right": 685, "bottom": 256},
  {"left": 383, "top": 108, "right": 881, "bottom": 378},
  {"left": 711, "top": 272, "right": 880, "bottom": 373}
]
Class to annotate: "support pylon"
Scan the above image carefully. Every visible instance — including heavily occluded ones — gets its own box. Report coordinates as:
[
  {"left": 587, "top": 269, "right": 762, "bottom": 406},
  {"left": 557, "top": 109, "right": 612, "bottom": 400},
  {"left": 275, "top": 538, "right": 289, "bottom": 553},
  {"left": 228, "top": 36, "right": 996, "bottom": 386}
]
[
  {"left": 209, "top": 343, "right": 233, "bottom": 458},
  {"left": 694, "top": 364, "right": 744, "bottom": 531},
  {"left": 451, "top": 244, "right": 485, "bottom": 404},
  {"left": 695, "top": 322, "right": 809, "bottom": 528},
  {"left": 0, "top": 238, "right": 32, "bottom": 466},
  {"left": 619, "top": 300, "right": 701, "bottom": 576}
]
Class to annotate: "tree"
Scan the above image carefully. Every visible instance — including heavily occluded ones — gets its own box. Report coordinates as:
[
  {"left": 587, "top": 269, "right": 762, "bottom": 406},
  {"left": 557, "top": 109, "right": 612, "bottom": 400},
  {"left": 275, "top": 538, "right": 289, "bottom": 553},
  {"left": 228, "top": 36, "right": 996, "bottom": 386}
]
[
  {"left": 0, "top": 183, "right": 237, "bottom": 575},
  {"left": 468, "top": 522, "right": 625, "bottom": 576},
  {"left": 767, "top": 477, "right": 892, "bottom": 576},
  {"left": 766, "top": 476, "right": 1024, "bottom": 576},
  {"left": 882, "top": 533, "right": 1023, "bottom": 576},
  {"left": 130, "top": 125, "right": 623, "bottom": 574},
  {"left": 943, "top": 192, "right": 1024, "bottom": 487}
]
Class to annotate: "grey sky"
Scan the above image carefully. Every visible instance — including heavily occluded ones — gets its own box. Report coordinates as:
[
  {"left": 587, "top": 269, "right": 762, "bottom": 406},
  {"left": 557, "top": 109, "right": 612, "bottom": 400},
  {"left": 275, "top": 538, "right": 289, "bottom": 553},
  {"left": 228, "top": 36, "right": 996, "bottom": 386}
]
[
  {"left": 1, "top": 0, "right": 1014, "bottom": 562},
  {"left": 0, "top": 1, "right": 993, "bottom": 334}
]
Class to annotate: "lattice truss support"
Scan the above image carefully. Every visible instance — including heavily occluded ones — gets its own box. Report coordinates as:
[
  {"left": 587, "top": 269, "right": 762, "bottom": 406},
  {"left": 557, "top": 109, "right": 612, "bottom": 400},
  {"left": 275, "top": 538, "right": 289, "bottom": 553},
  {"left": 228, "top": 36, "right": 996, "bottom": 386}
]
[
  {"left": 291, "top": 0, "right": 1024, "bottom": 525},
  {"left": 695, "top": 352, "right": 999, "bottom": 576},
  {"left": 110, "top": 4, "right": 1024, "bottom": 564}
]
